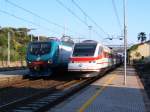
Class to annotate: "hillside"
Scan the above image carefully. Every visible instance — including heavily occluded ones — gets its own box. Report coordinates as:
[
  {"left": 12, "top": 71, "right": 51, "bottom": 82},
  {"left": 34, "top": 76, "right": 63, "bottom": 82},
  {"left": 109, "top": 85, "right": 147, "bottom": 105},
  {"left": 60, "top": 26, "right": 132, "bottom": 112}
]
[{"left": 0, "top": 27, "right": 39, "bottom": 62}]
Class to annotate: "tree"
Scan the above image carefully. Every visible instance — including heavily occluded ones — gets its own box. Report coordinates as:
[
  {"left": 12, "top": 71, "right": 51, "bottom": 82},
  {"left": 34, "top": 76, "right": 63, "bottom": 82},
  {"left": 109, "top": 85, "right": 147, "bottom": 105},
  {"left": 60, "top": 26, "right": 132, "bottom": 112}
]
[
  {"left": 0, "top": 27, "right": 31, "bottom": 62},
  {"left": 0, "top": 27, "right": 49, "bottom": 63},
  {"left": 138, "top": 32, "right": 147, "bottom": 43}
]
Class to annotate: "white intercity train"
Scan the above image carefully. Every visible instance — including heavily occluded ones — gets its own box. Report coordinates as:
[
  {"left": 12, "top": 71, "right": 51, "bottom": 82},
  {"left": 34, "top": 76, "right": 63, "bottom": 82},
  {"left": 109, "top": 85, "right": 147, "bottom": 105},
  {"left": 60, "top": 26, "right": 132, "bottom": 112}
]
[{"left": 68, "top": 40, "right": 123, "bottom": 77}]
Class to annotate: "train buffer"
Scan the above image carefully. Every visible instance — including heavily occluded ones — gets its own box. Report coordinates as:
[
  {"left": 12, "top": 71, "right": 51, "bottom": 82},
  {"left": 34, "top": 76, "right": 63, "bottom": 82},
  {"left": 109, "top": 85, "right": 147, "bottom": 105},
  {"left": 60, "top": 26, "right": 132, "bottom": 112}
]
[{"left": 50, "top": 66, "right": 150, "bottom": 112}]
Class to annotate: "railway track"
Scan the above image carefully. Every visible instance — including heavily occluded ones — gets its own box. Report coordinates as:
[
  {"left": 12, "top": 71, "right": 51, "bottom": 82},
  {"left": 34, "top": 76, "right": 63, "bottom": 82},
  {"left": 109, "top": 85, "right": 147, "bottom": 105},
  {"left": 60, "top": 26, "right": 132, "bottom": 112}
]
[
  {"left": 0, "top": 78, "right": 29, "bottom": 89},
  {"left": 0, "top": 66, "right": 116, "bottom": 112},
  {"left": 0, "top": 76, "right": 68, "bottom": 105},
  {"left": 0, "top": 75, "right": 99, "bottom": 112}
]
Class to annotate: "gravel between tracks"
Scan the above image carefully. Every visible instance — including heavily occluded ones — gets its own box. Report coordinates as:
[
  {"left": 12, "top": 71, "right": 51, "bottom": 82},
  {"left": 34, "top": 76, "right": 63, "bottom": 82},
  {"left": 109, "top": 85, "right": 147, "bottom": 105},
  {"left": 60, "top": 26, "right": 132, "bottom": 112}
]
[{"left": 0, "top": 75, "right": 75, "bottom": 106}]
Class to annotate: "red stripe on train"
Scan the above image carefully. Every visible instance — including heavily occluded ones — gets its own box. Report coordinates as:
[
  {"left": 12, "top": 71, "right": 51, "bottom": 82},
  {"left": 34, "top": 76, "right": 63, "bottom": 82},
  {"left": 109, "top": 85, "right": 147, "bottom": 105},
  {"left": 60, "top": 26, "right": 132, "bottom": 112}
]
[
  {"left": 28, "top": 61, "right": 47, "bottom": 67},
  {"left": 70, "top": 55, "right": 103, "bottom": 61},
  {"left": 31, "top": 61, "right": 47, "bottom": 65}
]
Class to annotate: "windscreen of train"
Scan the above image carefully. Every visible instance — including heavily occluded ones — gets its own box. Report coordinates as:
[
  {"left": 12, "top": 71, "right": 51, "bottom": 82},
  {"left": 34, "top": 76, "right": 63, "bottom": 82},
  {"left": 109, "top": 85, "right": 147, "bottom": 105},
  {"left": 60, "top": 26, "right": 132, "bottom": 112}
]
[
  {"left": 28, "top": 42, "right": 51, "bottom": 55},
  {"left": 73, "top": 43, "right": 97, "bottom": 56}
]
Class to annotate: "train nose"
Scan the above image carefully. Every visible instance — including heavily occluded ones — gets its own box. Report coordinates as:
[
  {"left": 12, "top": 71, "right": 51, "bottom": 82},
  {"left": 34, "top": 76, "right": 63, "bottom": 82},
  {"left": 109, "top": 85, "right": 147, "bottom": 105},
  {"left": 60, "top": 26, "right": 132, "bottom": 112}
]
[
  {"left": 79, "top": 63, "right": 82, "bottom": 67},
  {"left": 47, "top": 59, "right": 53, "bottom": 64},
  {"left": 28, "top": 61, "right": 47, "bottom": 68}
]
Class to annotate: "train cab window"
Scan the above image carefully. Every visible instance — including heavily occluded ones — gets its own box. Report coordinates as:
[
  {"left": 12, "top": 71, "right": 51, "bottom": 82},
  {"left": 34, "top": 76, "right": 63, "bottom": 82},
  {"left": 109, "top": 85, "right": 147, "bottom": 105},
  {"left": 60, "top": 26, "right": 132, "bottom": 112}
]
[
  {"left": 73, "top": 43, "right": 97, "bottom": 56},
  {"left": 28, "top": 42, "right": 51, "bottom": 55}
]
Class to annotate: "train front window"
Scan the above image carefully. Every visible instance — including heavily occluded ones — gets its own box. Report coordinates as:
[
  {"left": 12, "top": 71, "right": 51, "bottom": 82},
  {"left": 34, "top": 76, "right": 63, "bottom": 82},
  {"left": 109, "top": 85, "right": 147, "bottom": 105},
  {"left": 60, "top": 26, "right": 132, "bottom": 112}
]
[
  {"left": 73, "top": 44, "right": 97, "bottom": 56},
  {"left": 29, "top": 42, "right": 51, "bottom": 55}
]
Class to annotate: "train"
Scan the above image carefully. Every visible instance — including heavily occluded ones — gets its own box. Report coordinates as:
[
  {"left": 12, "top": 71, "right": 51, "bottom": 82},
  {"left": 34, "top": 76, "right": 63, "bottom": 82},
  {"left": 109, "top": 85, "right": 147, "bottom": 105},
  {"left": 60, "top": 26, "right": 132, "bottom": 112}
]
[
  {"left": 26, "top": 37, "right": 74, "bottom": 77},
  {"left": 68, "top": 40, "right": 123, "bottom": 77}
]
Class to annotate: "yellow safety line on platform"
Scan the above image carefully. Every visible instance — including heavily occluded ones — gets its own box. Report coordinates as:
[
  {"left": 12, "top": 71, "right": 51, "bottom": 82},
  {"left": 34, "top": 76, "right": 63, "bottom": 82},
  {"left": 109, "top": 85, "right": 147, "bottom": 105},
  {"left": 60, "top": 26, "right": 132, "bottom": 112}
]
[{"left": 77, "top": 74, "right": 116, "bottom": 112}]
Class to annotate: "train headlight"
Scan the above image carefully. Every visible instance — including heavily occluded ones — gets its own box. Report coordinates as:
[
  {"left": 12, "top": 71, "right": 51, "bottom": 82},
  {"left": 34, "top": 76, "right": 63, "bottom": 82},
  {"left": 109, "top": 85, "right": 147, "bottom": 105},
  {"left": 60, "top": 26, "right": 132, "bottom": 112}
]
[
  {"left": 48, "top": 60, "right": 52, "bottom": 64},
  {"left": 28, "top": 61, "right": 31, "bottom": 64},
  {"left": 89, "top": 61, "right": 96, "bottom": 63}
]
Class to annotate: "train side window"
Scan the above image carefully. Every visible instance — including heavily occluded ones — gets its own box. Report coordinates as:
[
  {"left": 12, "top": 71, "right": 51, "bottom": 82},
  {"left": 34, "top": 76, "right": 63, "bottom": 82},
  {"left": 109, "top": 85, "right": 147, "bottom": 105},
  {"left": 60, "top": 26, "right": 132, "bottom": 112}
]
[
  {"left": 110, "top": 53, "right": 112, "bottom": 58},
  {"left": 98, "top": 46, "right": 102, "bottom": 55},
  {"left": 59, "top": 45, "right": 62, "bottom": 51}
]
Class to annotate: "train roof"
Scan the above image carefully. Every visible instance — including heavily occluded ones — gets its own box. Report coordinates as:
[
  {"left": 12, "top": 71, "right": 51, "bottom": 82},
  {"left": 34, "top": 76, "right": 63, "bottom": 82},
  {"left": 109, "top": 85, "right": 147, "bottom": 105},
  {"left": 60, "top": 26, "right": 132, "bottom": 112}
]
[
  {"left": 29, "top": 41, "right": 52, "bottom": 44},
  {"left": 29, "top": 40, "right": 74, "bottom": 47},
  {"left": 76, "top": 40, "right": 108, "bottom": 48},
  {"left": 81, "top": 40, "right": 98, "bottom": 43},
  {"left": 75, "top": 42, "right": 97, "bottom": 46},
  {"left": 29, "top": 38, "right": 74, "bottom": 44}
]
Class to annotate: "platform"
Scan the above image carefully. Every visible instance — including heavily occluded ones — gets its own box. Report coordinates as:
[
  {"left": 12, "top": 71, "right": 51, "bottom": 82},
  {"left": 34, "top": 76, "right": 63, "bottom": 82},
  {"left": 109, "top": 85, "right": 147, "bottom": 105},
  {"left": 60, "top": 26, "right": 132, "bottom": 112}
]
[
  {"left": 49, "top": 66, "right": 150, "bottom": 112},
  {"left": 0, "top": 69, "right": 28, "bottom": 77}
]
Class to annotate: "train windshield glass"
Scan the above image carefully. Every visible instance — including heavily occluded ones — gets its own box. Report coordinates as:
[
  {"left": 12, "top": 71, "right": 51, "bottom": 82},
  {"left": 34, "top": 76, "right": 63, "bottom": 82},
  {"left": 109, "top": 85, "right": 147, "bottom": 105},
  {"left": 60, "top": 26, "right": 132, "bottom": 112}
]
[
  {"left": 28, "top": 42, "right": 51, "bottom": 55},
  {"left": 73, "top": 43, "right": 97, "bottom": 56}
]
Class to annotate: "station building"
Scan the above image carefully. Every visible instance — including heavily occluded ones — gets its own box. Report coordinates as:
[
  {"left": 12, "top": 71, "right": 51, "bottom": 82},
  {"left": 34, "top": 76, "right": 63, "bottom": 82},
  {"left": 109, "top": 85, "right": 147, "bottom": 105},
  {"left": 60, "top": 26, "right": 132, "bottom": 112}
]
[{"left": 129, "top": 40, "right": 150, "bottom": 64}]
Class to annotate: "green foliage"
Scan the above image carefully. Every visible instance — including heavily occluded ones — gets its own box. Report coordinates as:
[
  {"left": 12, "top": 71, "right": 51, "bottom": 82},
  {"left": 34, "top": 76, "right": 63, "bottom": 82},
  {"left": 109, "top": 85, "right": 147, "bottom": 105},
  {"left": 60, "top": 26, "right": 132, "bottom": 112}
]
[
  {"left": 0, "top": 47, "right": 8, "bottom": 61},
  {"left": 10, "top": 49, "right": 20, "bottom": 61},
  {"left": 129, "top": 44, "right": 138, "bottom": 51},
  {"left": 0, "top": 35, "right": 7, "bottom": 47},
  {"left": 128, "top": 44, "right": 139, "bottom": 54},
  {"left": 0, "top": 27, "right": 31, "bottom": 61},
  {"left": 0, "top": 27, "right": 48, "bottom": 61}
]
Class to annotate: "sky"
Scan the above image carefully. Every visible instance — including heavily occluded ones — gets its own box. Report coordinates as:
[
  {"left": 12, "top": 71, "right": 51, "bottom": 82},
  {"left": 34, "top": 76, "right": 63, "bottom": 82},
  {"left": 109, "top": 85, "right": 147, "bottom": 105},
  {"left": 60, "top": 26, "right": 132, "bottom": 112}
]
[{"left": 0, "top": 0, "right": 150, "bottom": 46}]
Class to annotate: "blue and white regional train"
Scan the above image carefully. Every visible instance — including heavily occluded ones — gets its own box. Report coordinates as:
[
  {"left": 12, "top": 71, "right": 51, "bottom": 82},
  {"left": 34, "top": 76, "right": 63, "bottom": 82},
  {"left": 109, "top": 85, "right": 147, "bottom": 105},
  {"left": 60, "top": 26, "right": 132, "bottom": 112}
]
[
  {"left": 68, "top": 40, "right": 123, "bottom": 77},
  {"left": 26, "top": 37, "right": 74, "bottom": 77}
]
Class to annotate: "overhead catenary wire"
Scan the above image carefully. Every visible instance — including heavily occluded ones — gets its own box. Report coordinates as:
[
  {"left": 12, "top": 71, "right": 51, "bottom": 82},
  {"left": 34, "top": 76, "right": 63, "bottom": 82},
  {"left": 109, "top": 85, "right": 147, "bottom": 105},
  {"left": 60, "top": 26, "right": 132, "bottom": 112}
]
[
  {"left": 56, "top": 0, "right": 88, "bottom": 26},
  {"left": 5, "top": 0, "right": 64, "bottom": 29},
  {"left": 92, "top": 29, "right": 103, "bottom": 38},
  {"left": 112, "top": 0, "right": 122, "bottom": 31},
  {"left": 0, "top": 9, "right": 59, "bottom": 35},
  {"left": 72, "top": 0, "right": 109, "bottom": 36},
  {"left": 5, "top": 0, "right": 84, "bottom": 36},
  {"left": 56, "top": 0, "right": 103, "bottom": 38}
]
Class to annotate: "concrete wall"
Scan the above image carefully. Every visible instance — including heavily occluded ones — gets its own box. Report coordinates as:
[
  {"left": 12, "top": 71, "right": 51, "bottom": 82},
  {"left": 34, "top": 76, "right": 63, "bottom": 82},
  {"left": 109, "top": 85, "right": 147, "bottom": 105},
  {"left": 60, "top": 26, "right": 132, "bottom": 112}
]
[{"left": 0, "top": 61, "right": 26, "bottom": 67}]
